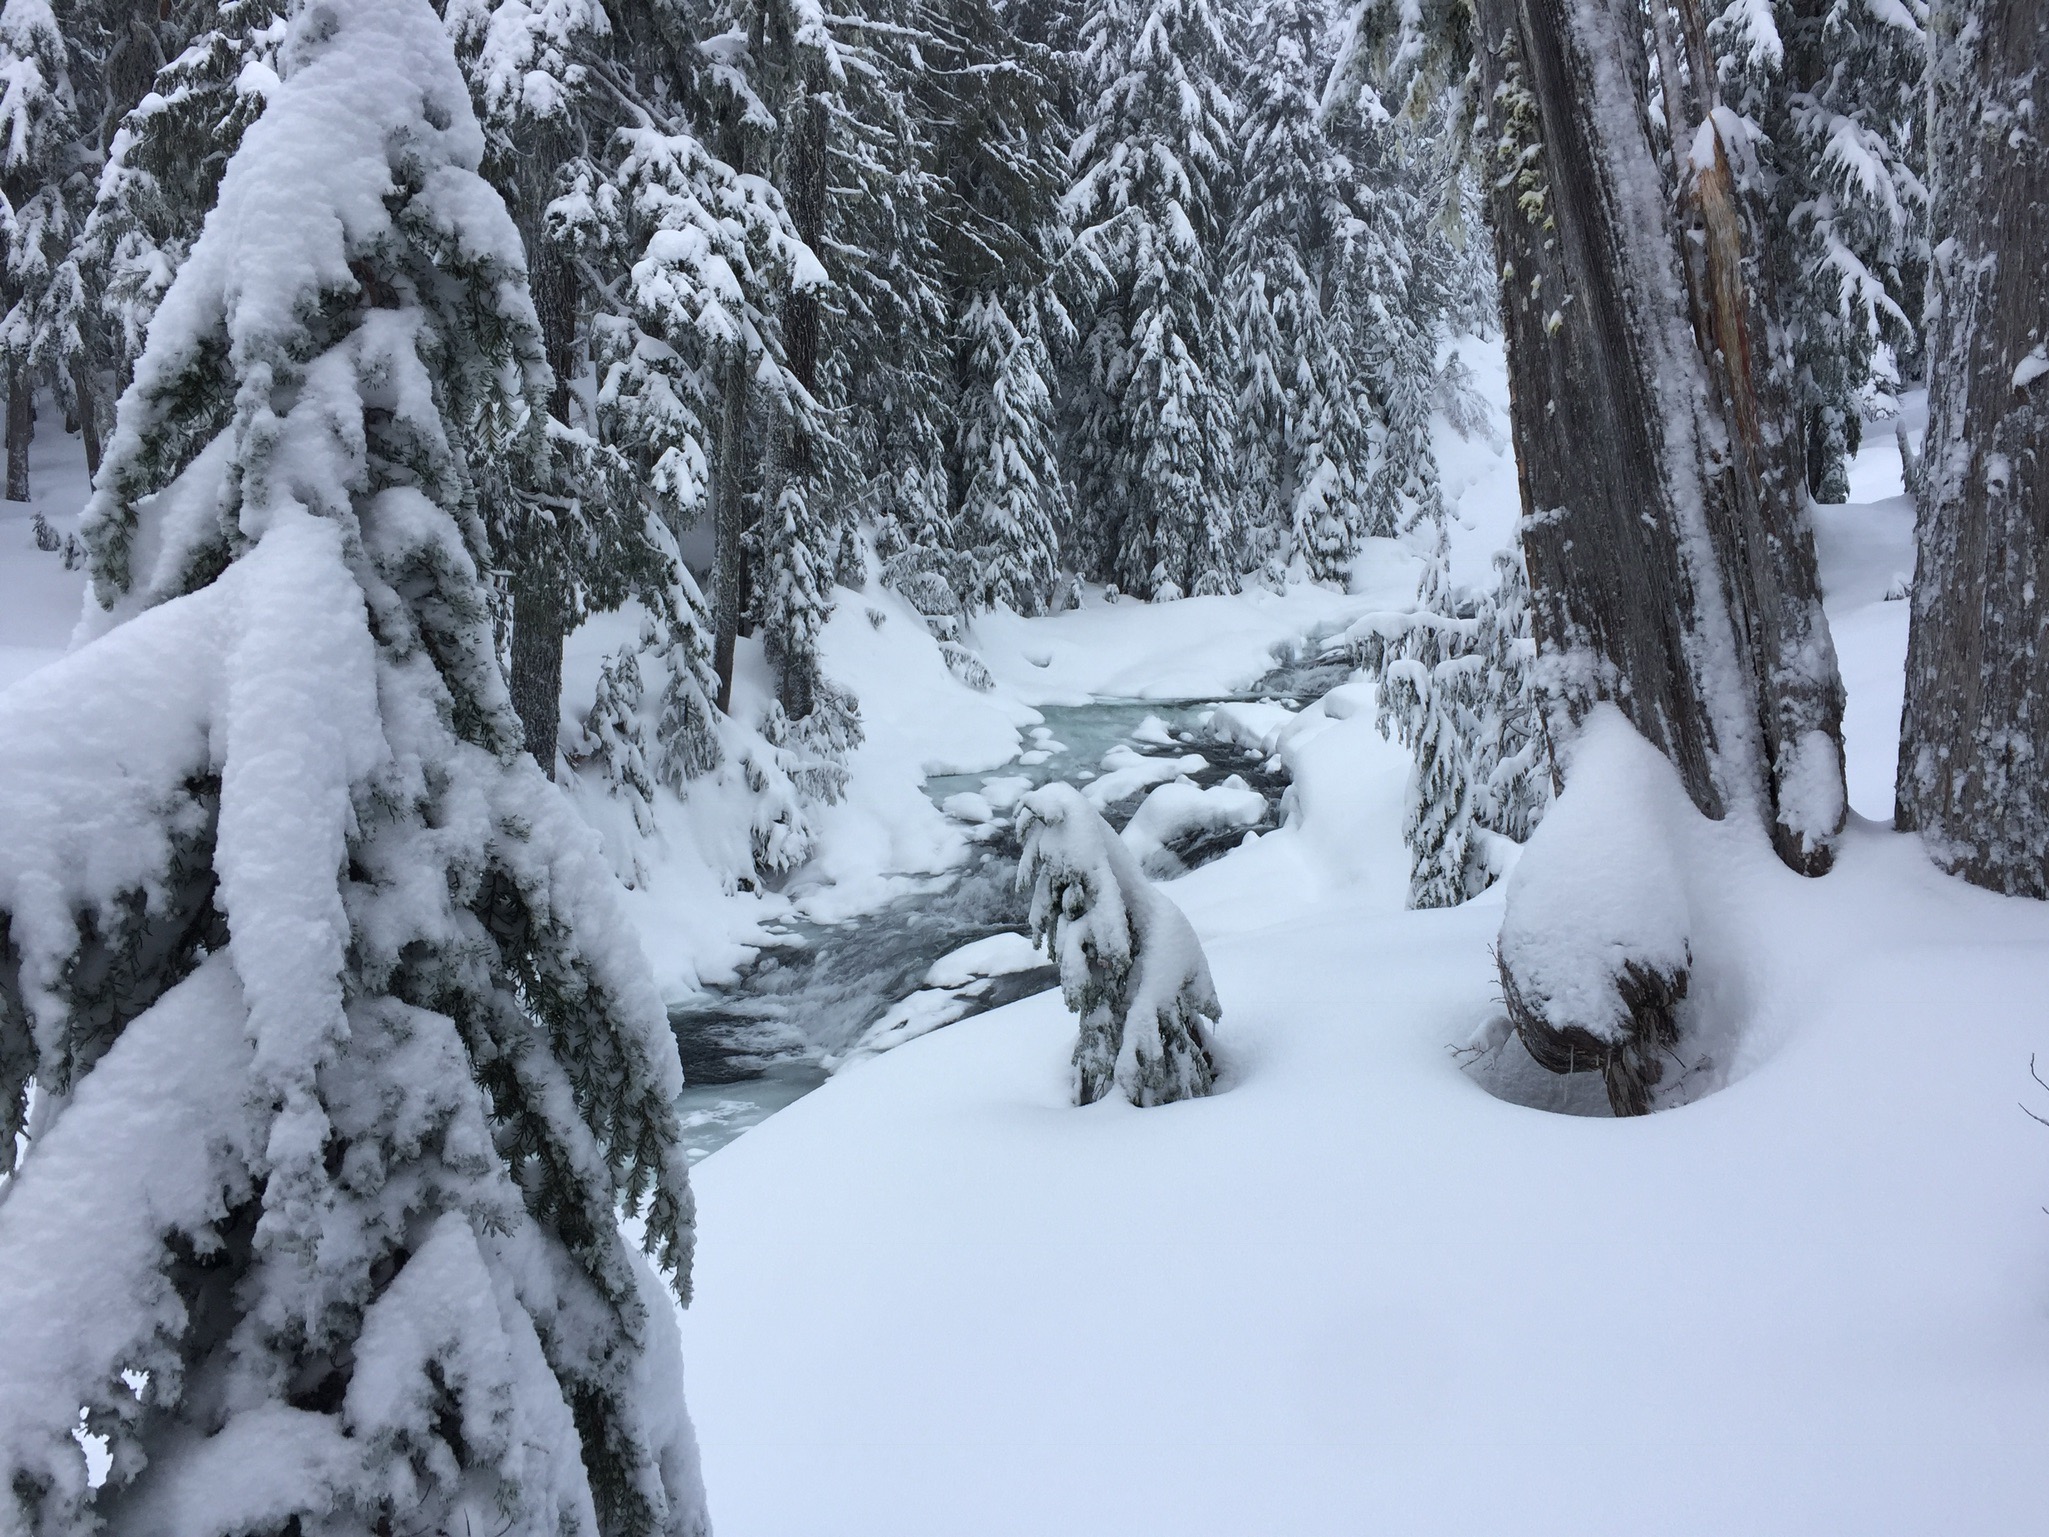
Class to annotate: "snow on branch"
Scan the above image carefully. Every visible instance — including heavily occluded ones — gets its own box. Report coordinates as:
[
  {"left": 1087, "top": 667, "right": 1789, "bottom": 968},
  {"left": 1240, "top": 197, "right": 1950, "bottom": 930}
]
[{"left": 1016, "top": 783, "right": 1219, "bottom": 1107}]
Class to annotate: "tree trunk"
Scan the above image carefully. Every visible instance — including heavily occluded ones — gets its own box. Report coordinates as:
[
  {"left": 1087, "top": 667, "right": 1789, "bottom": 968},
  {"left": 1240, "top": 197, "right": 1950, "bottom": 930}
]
[
  {"left": 70, "top": 358, "right": 102, "bottom": 482},
  {"left": 711, "top": 354, "right": 750, "bottom": 715},
  {"left": 6, "top": 363, "right": 30, "bottom": 503},
  {"left": 711, "top": 69, "right": 757, "bottom": 716},
  {"left": 766, "top": 67, "right": 829, "bottom": 724},
  {"left": 504, "top": 180, "right": 578, "bottom": 776},
  {"left": 1472, "top": 0, "right": 1844, "bottom": 865},
  {"left": 509, "top": 560, "right": 566, "bottom": 772},
  {"left": 1895, "top": 0, "right": 2049, "bottom": 894},
  {"left": 1472, "top": 0, "right": 1848, "bottom": 1110}
]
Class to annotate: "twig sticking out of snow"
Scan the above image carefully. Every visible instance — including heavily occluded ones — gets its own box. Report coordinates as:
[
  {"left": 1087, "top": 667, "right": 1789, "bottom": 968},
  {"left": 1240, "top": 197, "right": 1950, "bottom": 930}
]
[{"left": 1016, "top": 784, "right": 1219, "bottom": 1108}]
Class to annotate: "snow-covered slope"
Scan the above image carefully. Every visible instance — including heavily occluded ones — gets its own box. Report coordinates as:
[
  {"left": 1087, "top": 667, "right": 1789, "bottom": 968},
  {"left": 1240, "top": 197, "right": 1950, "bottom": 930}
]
[{"left": 672, "top": 402, "right": 2049, "bottom": 1535}]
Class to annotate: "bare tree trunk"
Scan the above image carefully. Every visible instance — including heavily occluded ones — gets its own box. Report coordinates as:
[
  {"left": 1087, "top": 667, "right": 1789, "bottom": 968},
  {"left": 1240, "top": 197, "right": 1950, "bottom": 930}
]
[
  {"left": 766, "top": 68, "right": 829, "bottom": 724},
  {"left": 505, "top": 180, "right": 578, "bottom": 775},
  {"left": 70, "top": 358, "right": 101, "bottom": 482},
  {"left": 1895, "top": 0, "right": 2049, "bottom": 894},
  {"left": 6, "top": 363, "right": 30, "bottom": 503},
  {"left": 711, "top": 63, "right": 758, "bottom": 717},
  {"left": 1472, "top": 0, "right": 1847, "bottom": 1110},
  {"left": 711, "top": 354, "right": 750, "bottom": 715},
  {"left": 1474, "top": 0, "right": 1844, "bottom": 856}
]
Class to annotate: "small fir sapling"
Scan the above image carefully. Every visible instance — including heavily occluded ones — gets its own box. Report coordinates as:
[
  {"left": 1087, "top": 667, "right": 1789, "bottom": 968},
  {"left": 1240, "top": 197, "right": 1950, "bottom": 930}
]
[{"left": 1016, "top": 783, "right": 1219, "bottom": 1107}]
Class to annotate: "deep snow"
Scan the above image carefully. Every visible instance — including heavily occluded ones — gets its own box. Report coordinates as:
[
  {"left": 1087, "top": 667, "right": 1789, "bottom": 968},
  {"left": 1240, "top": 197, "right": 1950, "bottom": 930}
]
[
  {"left": 662, "top": 386, "right": 2049, "bottom": 1535},
  {"left": 6, "top": 355, "right": 2046, "bottom": 1534}
]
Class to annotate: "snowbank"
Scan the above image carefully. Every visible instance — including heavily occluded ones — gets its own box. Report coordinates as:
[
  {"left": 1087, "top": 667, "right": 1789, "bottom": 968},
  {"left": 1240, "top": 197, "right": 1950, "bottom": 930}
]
[{"left": 669, "top": 393, "right": 2049, "bottom": 1535}]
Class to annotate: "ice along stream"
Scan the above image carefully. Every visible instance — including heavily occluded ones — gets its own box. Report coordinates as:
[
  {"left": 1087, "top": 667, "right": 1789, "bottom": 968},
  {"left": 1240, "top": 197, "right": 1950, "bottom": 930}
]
[{"left": 666, "top": 651, "right": 1355, "bottom": 1162}]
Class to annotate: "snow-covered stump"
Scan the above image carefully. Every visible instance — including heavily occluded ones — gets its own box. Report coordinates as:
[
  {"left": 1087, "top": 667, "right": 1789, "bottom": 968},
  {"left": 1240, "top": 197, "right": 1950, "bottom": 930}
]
[
  {"left": 1015, "top": 785, "right": 1219, "bottom": 1108},
  {"left": 1495, "top": 709, "right": 1695, "bottom": 1117}
]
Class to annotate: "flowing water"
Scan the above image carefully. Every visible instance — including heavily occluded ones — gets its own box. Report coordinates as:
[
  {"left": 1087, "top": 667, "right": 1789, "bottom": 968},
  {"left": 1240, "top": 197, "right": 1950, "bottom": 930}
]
[{"left": 668, "top": 651, "right": 1353, "bottom": 1162}]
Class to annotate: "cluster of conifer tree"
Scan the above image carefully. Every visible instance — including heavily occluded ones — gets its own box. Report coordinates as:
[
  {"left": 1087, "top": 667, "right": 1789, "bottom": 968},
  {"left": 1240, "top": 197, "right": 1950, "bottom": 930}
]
[{"left": 0, "top": 0, "right": 1493, "bottom": 826}]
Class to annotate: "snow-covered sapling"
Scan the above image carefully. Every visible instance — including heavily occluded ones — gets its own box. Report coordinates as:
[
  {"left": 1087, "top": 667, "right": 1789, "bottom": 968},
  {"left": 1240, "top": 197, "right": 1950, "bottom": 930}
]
[{"left": 1016, "top": 783, "right": 1219, "bottom": 1106}]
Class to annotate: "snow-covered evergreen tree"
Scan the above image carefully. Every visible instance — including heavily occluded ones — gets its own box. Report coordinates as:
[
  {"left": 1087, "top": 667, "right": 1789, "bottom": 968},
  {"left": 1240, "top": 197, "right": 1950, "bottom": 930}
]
[
  {"left": 931, "top": 0, "right": 1073, "bottom": 614},
  {"left": 1227, "top": 0, "right": 1376, "bottom": 581},
  {"left": 0, "top": 6, "right": 709, "bottom": 1532},
  {"left": 954, "top": 293, "right": 1069, "bottom": 610},
  {"left": 1708, "top": 0, "right": 1928, "bottom": 502},
  {"left": 1017, "top": 783, "right": 1220, "bottom": 1106},
  {"left": 1359, "top": 537, "right": 1547, "bottom": 908},
  {"left": 0, "top": 0, "right": 88, "bottom": 498},
  {"left": 75, "top": 3, "right": 287, "bottom": 442},
  {"left": 1065, "top": 0, "right": 1241, "bottom": 600}
]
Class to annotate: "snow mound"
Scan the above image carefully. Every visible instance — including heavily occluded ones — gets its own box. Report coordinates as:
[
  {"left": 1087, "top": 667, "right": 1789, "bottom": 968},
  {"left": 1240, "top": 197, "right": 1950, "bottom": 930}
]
[
  {"left": 1081, "top": 745, "right": 1207, "bottom": 810},
  {"left": 1121, "top": 778, "right": 1268, "bottom": 878}
]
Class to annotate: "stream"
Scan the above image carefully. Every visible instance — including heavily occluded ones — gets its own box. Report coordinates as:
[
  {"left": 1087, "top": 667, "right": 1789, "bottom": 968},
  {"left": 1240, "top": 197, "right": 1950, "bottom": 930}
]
[{"left": 668, "top": 648, "right": 1356, "bottom": 1162}]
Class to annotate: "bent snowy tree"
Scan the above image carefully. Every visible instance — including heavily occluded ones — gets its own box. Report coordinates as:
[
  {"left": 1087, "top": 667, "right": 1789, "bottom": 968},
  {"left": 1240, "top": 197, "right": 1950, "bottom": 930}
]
[
  {"left": 1016, "top": 784, "right": 1220, "bottom": 1107},
  {"left": 1895, "top": 0, "right": 2049, "bottom": 897},
  {"left": 0, "top": 4, "right": 708, "bottom": 1535},
  {"left": 1345, "top": 0, "right": 1849, "bottom": 1111}
]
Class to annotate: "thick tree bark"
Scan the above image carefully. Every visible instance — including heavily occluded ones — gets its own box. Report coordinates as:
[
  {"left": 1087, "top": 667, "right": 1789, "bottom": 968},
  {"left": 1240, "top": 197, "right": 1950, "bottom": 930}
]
[
  {"left": 505, "top": 182, "right": 578, "bottom": 775},
  {"left": 6, "top": 363, "right": 30, "bottom": 503},
  {"left": 766, "top": 70, "right": 830, "bottom": 724},
  {"left": 1472, "top": 0, "right": 1848, "bottom": 1110},
  {"left": 509, "top": 559, "right": 567, "bottom": 772},
  {"left": 70, "top": 358, "right": 102, "bottom": 482},
  {"left": 1895, "top": 1, "right": 2049, "bottom": 894},
  {"left": 1473, "top": 0, "right": 1844, "bottom": 864}
]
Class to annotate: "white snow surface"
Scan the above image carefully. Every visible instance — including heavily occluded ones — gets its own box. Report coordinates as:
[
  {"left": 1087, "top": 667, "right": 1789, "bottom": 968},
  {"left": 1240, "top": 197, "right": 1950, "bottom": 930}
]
[{"left": 665, "top": 399, "right": 2049, "bottom": 1533}]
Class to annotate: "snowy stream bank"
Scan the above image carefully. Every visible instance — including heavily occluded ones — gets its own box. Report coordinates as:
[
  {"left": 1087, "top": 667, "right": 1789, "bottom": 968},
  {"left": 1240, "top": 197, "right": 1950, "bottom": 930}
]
[{"left": 667, "top": 661, "right": 1346, "bottom": 1162}]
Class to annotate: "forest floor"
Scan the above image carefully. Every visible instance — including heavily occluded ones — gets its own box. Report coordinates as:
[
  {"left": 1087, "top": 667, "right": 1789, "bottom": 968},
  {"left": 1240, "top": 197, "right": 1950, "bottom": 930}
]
[
  {"left": 665, "top": 379, "right": 2049, "bottom": 1534},
  {"left": 5, "top": 355, "right": 2046, "bottom": 1533}
]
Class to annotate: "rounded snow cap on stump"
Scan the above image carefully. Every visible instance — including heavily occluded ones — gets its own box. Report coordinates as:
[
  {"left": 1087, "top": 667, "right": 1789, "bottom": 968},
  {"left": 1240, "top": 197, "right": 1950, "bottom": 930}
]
[{"left": 1496, "top": 705, "right": 1695, "bottom": 1115}]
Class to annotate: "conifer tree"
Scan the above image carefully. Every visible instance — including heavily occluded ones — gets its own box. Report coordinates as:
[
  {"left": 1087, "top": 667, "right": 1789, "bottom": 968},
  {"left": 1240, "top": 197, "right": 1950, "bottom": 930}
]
[
  {"left": 1894, "top": 0, "right": 2048, "bottom": 896},
  {"left": 75, "top": 2, "right": 287, "bottom": 457},
  {"left": 1227, "top": 0, "right": 1375, "bottom": 581},
  {"left": 0, "top": 6, "right": 709, "bottom": 1531},
  {"left": 931, "top": 0, "right": 1073, "bottom": 613},
  {"left": 1017, "top": 783, "right": 1221, "bottom": 1106},
  {"left": 1066, "top": 0, "right": 1241, "bottom": 600},
  {"left": 0, "top": 0, "right": 86, "bottom": 499},
  {"left": 1707, "top": 0, "right": 1928, "bottom": 502},
  {"left": 1343, "top": 0, "right": 1850, "bottom": 1110},
  {"left": 1363, "top": 539, "right": 1547, "bottom": 908},
  {"left": 955, "top": 293, "right": 1070, "bottom": 610}
]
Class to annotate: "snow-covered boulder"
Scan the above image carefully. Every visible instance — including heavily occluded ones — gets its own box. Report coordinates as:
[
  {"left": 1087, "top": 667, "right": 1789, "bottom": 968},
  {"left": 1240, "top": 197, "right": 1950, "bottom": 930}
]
[
  {"left": 1496, "top": 706, "right": 1695, "bottom": 1115},
  {"left": 1120, "top": 777, "right": 1267, "bottom": 878},
  {"left": 1016, "top": 784, "right": 1220, "bottom": 1107}
]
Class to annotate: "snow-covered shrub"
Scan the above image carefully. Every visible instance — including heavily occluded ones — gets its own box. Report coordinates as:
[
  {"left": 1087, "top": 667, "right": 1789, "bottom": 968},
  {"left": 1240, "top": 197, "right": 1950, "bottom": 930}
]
[
  {"left": 1016, "top": 784, "right": 1220, "bottom": 1107},
  {"left": 0, "top": 5, "right": 708, "bottom": 1533},
  {"left": 1355, "top": 542, "right": 1549, "bottom": 908},
  {"left": 1496, "top": 707, "right": 1695, "bottom": 1117}
]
